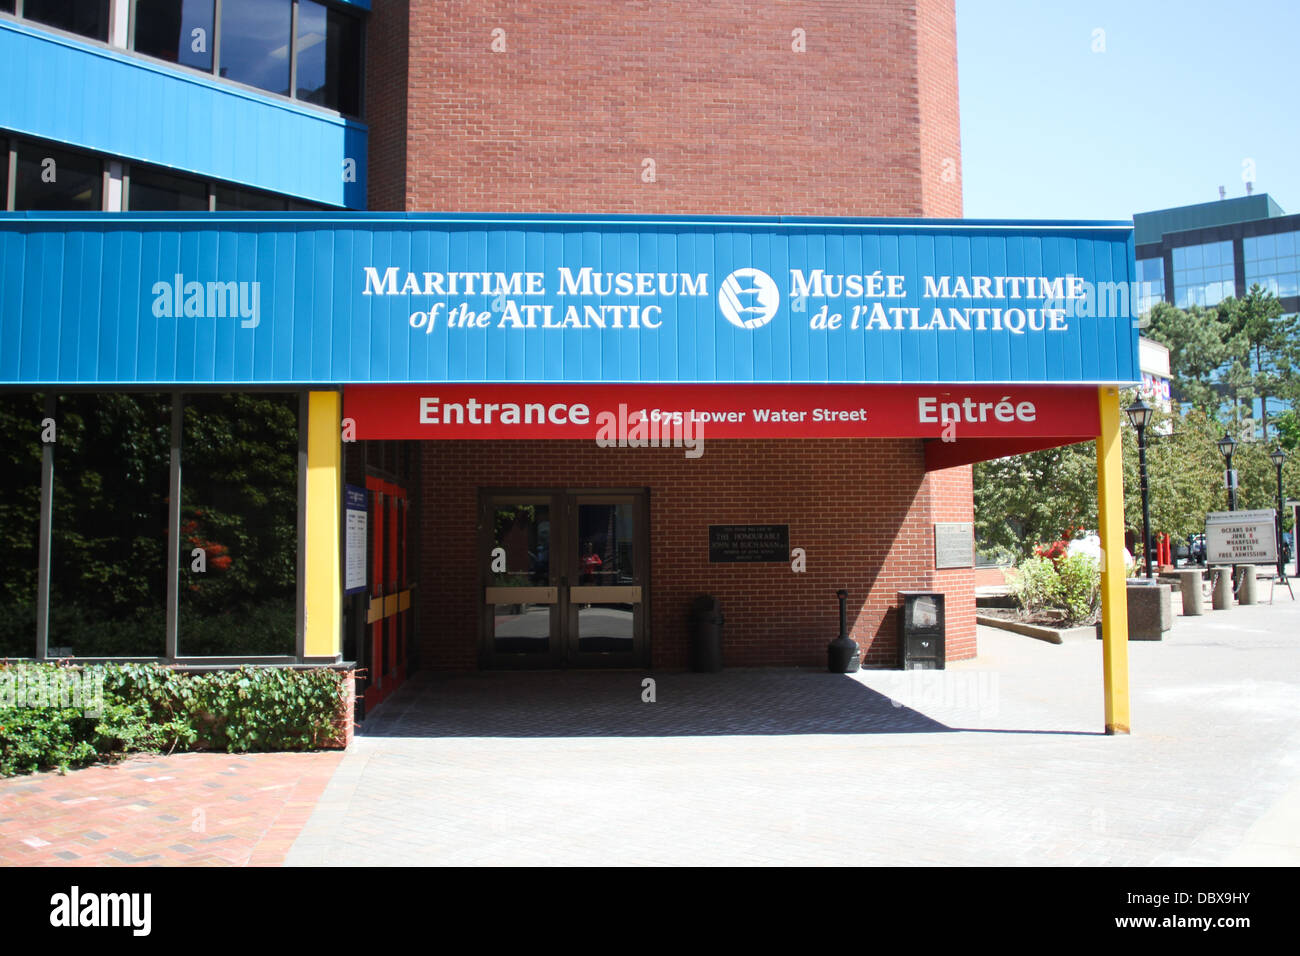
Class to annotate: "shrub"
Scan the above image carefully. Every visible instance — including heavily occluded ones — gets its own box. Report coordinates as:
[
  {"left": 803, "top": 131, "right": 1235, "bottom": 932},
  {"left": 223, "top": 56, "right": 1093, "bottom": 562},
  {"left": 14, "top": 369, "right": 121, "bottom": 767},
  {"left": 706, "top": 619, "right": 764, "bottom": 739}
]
[
  {"left": 1010, "top": 555, "right": 1061, "bottom": 615},
  {"left": 1053, "top": 552, "right": 1101, "bottom": 623},
  {"left": 0, "top": 662, "right": 351, "bottom": 778},
  {"left": 1010, "top": 551, "right": 1100, "bottom": 626}
]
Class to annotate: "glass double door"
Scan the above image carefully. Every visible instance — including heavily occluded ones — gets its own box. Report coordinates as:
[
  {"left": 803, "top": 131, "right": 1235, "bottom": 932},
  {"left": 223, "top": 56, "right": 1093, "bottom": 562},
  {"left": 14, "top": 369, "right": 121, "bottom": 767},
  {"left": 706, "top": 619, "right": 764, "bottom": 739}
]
[{"left": 480, "top": 490, "right": 648, "bottom": 668}]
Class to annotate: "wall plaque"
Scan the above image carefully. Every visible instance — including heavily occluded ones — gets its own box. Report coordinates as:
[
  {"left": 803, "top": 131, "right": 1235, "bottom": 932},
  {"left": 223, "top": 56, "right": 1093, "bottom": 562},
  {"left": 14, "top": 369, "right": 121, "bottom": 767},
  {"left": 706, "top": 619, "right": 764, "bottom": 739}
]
[
  {"left": 709, "top": 525, "right": 790, "bottom": 563},
  {"left": 934, "top": 522, "right": 974, "bottom": 569}
]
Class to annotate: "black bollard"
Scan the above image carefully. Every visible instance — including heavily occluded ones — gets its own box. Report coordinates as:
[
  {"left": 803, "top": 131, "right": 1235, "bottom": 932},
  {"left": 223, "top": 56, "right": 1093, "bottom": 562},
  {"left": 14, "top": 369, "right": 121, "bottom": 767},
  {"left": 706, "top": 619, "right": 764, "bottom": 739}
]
[{"left": 827, "top": 588, "right": 861, "bottom": 673}]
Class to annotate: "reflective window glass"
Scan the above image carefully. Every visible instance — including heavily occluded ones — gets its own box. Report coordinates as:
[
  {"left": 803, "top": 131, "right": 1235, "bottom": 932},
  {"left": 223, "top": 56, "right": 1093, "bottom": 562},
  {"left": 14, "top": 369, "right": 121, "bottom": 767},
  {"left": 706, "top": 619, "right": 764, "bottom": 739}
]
[
  {"left": 296, "top": 1, "right": 362, "bottom": 115},
  {"left": 0, "top": 393, "right": 45, "bottom": 658},
  {"left": 49, "top": 394, "right": 171, "bottom": 658},
  {"left": 574, "top": 503, "right": 637, "bottom": 654},
  {"left": 178, "top": 393, "right": 298, "bottom": 657},
  {"left": 128, "top": 165, "right": 209, "bottom": 210},
  {"left": 491, "top": 504, "right": 550, "bottom": 587},
  {"left": 1135, "top": 257, "right": 1165, "bottom": 313},
  {"left": 23, "top": 0, "right": 109, "bottom": 41},
  {"left": 489, "top": 503, "right": 551, "bottom": 655},
  {"left": 1244, "top": 230, "right": 1300, "bottom": 299},
  {"left": 14, "top": 143, "right": 101, "bottom": 211},
  {"left": 213, "top": 184, "right": 288, "bottom": 211},
  {"left": 218, "top": 0, "right": 292, "bottom": 96},
  {"left": 1172, "top": 240, "right": 1234, "bottom": 308},
  {"left": 133, "top": 0, "right": 215, "bottom": 72}
]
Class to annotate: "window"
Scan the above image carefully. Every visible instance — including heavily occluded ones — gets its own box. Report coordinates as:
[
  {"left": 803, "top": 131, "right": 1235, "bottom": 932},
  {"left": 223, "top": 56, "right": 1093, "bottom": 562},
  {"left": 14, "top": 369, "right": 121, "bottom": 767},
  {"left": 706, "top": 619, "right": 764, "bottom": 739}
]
[
  {"left": 0, "top": 1, "right": 15, "bottom": 16},
  {"left": 1135, "top": 257, "right": 1165, "bottom": 314},
  {"left": 0, "top": 393, "right": 44, "bottom": 658},
  {"left": 218, "top": 0, "right": 293, "bottom": 96},
  {"left": 13, "top": 143, "right": 102, "bottom": 211},
  {"left": 127, "top": 0, "right": 362, "bottom": 116},
  {"left": 0, "top": 391, "right": 303, "bottom": 661},
  {"left": 133, "top": 0, "right": 215, "bottom": 72},
  {"left": 178, "top": 393, "right": 298, "bottom": 657},
  {"left": 296, "top": 1, "right": 362, "bottom": 115},
  {"left": 127, "top": 165, "right": 209, "bottom": 210},
  {"left": 1, "top": 136, "right": 8, "bottom": 210},
  {"left": 1172, "top": 240, "right": 1235, "bottom": 308},
  {"left": 49, "top": 394, "right": 171, "bottom": 658},
  {"left": 213, "top": 184, "right": 288, "bottom": 211},
  {"left": 1244, "top": 230, "right": 1300, "bottom": 298},
  {"left": 21, "top": 0, "right": 109, "bottom": 41}
]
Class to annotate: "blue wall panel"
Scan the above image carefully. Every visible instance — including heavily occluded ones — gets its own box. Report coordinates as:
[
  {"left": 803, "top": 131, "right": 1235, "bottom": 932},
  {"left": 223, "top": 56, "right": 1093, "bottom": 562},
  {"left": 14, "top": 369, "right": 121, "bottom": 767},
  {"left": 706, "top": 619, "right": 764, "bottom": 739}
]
[
  {"left": 0, "top": 212, "right": 1139, "bottom": 386},
  {"left": 0, "top": 21, "right": 366, "bottom": 209}
]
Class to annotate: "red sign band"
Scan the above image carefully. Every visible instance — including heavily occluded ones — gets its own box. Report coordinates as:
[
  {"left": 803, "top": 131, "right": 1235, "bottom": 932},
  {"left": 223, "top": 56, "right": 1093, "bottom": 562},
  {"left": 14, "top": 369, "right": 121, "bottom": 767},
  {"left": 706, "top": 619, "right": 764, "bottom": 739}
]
[{"left": 343, "top": 384, "right": 1101, "bottom": 441}]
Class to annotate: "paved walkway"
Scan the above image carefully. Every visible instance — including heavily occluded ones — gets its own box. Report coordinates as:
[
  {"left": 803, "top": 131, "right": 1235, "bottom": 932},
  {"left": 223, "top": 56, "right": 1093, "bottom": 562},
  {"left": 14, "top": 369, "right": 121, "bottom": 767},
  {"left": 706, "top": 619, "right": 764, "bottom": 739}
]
[
  {"left": 0, "top": 751, "right": 341, "bottom": 866},
  {"left": 286, "top": 596, "right": 1300, "bottom": 866},
  {"left": 3, "top": 594, "right": 1297, "bottom": 866}
]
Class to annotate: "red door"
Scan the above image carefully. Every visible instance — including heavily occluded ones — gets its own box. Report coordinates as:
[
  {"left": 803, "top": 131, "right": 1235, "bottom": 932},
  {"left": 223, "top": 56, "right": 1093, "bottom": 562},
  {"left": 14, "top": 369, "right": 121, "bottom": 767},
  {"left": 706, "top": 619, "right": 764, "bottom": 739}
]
[{"left": 364, "top": 476, "right": 410, "bottom": 711}]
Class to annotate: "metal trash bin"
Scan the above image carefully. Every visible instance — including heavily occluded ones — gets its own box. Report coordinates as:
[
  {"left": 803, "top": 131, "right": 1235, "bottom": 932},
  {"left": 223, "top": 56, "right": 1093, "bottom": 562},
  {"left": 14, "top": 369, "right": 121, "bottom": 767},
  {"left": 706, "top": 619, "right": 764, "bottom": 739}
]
[
  {"left": 897, "top": 591, "right": 945, "bottom": 670},
  {"left": 689, "top": 595, "right": 724, "bottom": 672}
]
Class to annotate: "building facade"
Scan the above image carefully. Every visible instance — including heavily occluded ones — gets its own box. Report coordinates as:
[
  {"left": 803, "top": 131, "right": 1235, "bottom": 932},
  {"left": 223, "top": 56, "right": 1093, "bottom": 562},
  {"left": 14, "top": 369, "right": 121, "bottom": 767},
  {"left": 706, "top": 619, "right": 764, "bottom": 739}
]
[
  {"left": 1134, "top": 193, "right": 1300, "bottom": 438},
  {"left": 1, "top": 2, "right": 1141, "bottom": 731}
]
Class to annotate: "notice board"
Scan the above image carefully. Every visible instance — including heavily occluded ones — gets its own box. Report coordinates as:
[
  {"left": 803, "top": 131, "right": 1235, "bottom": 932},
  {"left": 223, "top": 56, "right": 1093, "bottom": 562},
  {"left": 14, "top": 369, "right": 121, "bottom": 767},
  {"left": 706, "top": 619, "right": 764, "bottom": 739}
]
[{"left": 1205, "top": 509, "right": 1276, "bottom": 565}]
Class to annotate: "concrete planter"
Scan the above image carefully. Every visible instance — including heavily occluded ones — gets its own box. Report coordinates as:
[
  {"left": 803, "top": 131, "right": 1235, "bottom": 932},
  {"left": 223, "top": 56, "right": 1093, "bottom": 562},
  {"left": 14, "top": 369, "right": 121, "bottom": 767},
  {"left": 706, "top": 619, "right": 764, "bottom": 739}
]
[
  {"left": 1092, "top": 581, "right": 1173, "bottom": 641},
  {"left": 976, "top": 614, "right": 1096, "bottom": 645}
]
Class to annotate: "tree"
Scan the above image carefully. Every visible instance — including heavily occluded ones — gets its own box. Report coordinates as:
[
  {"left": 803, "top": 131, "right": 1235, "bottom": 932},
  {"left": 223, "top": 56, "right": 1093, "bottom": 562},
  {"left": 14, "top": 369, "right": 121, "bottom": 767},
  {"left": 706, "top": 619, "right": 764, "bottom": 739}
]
[
  {"left": 1144, "top": 301, "right": 1233, "bottom": 413},
  {"left": 1274, "top": 409, "right": 1300, "bottom": 452},
  {"left": 974, "top": 395, "right": 1239, "bottom": 557},
  {"left": 1121, "top": 403, "right": 1224, "bottom": 544},
  {"left": 1218, "top": 286, "right": 1300, "bottom": 442},
  {"left": 974, "top": 441, "right": 1097, "bottom": 559}
]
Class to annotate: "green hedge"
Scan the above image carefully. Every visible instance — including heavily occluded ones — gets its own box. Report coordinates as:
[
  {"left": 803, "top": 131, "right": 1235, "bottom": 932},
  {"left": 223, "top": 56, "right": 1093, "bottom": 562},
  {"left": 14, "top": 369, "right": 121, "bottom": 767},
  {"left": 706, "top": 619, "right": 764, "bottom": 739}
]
[{"left": 0, "top": 663, "right": 351, "bottom": 778}]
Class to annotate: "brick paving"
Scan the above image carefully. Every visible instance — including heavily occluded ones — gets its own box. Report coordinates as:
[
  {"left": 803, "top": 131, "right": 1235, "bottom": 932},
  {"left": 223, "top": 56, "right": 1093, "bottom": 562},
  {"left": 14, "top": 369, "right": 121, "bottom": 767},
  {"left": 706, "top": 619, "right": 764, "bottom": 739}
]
[
  {"left": 287, "top": 595, "right": 1300, "bottom": 866},
  {"left": 0, "top": 751, "right": 342, "bottom": 867}
]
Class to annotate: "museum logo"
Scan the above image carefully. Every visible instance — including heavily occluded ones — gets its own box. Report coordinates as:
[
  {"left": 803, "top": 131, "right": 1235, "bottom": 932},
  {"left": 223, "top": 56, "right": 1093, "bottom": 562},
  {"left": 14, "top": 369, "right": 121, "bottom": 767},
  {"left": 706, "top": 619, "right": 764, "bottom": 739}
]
[{"left": 718, "top": 268, "right": 780, "bottom": 330}]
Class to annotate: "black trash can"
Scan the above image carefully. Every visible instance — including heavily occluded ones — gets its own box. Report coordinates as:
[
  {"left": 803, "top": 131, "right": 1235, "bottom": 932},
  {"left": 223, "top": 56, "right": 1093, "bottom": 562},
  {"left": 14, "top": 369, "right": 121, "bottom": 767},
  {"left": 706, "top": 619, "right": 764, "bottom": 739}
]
[
  {"left": 689, "top": 595, "right": 724, "bottom": 672},
  {"left": 897, "top": 591, "right": 945, "bottom": 670}
]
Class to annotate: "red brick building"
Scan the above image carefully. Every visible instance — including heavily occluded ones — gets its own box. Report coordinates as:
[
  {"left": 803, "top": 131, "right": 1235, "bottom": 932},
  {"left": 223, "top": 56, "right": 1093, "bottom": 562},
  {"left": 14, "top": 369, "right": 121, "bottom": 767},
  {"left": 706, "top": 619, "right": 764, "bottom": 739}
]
[{"left": 345, "top": 0, "right": 974, "bottom": 697}]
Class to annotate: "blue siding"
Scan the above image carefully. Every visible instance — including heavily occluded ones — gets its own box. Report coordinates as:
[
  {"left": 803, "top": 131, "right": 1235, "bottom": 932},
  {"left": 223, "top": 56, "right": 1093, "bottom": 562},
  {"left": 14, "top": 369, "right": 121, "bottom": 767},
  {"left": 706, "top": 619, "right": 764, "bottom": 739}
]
[
  {"left": 0, "top": 21, "right": 366, "bottom": 209},
  {"left": 0, "top": 213, "right": 1139, "bottom": 386}
]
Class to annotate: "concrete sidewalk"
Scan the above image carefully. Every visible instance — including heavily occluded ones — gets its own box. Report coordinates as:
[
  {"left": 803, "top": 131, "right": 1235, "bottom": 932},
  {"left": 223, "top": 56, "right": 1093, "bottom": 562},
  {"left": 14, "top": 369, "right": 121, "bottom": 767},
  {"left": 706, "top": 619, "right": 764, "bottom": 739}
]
[
  {"left": 2, "top": 594, "right": 1295, "bottom": 866},
  {"left": 285, "top": 595, "right": 1300, "bottom": 866}
]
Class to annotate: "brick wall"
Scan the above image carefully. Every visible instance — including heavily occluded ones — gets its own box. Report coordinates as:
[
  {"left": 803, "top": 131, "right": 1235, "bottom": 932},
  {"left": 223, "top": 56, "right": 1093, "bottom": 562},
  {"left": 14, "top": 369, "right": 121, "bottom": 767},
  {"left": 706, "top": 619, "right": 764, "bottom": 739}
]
[
  {"left": 416, "top": 438, "right": 977, "bottom": 669},
  {"left": 923, "top": 463, "right": 975, "bottom": 661},
  {"left": 369, "top": 2, "right": 975, "bottom": 671},
  {"left": 916, "top": 0, "right": 963, "bottom": 218},
  {"left": 369, "top": 0, "right": 962, "bottom": 217},
  {"left": 365, "top": 0, "right": 411, "bottom": 211}
]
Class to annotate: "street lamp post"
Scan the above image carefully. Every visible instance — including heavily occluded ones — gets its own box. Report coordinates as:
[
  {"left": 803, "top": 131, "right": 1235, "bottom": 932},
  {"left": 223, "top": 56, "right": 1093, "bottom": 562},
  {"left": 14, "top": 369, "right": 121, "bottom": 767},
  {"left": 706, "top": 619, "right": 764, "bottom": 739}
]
[
  {"left": 1217, "top": 431, "right": 1238, "bottom": 512},
  {"left": 1126, "top": 398, "right": 1155, "bottom": 579},
  {"left": 1270, "top": 447, "right": 1288, "bottom": 585}
]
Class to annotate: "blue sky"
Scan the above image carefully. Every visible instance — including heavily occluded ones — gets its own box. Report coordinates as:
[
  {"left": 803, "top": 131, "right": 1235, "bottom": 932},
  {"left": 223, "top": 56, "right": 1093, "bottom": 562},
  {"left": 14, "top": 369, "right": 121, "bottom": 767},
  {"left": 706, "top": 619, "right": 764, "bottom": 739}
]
[{"left": 956, "top": 0, "right": 1300, "bottom": 221}]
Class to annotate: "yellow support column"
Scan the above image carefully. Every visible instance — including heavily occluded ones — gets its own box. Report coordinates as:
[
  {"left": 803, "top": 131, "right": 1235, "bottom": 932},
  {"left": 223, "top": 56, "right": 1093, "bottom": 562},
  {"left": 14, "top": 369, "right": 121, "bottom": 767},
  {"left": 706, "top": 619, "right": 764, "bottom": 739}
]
[
  {"left": 1096, "top": 386, "right": 1130, "bottom": 734},
  {"left": 304, "top": 391, "right": 342, "bottom": 660}
]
